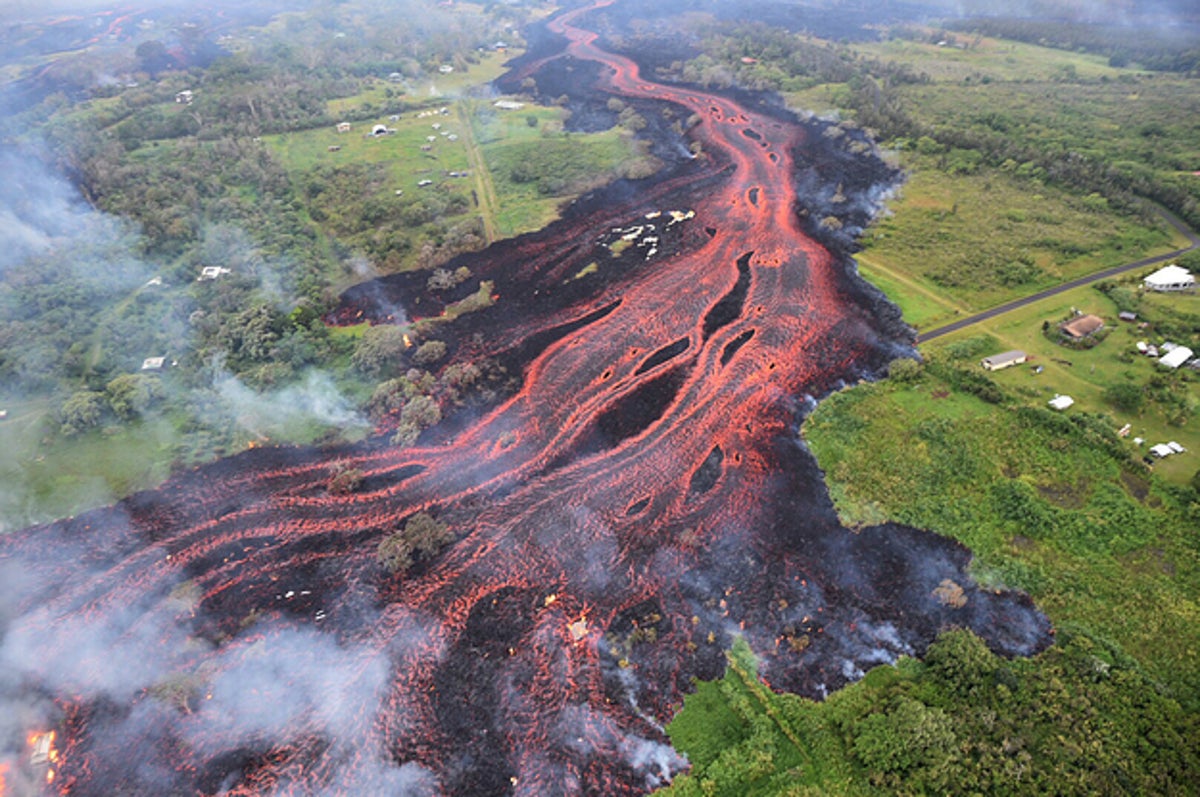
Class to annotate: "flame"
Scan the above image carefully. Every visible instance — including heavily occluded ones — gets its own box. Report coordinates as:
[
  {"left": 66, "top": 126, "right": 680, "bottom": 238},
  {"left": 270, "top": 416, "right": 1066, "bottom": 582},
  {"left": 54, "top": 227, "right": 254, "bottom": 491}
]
[
  {"left": 402, "top": 334, "right": 413, "bottom": 348},
  {"left": 1, "top": 761, "right": 10, "bottom": 796}
]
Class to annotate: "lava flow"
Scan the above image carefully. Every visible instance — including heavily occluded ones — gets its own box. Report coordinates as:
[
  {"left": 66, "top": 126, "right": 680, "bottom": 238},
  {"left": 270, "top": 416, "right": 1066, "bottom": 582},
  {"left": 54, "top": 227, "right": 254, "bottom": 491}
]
[{"left": 0, "top": 1, "right": 1051, "bottom": 795}]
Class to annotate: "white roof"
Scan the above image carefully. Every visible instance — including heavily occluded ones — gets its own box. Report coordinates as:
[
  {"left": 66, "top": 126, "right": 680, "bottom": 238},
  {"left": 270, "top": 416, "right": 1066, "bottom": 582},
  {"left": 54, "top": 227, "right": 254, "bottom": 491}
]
[
  {"left": 1151, "top": 444, "right": 1174, "bottom": 458},
  {"left": 1048, "top": 395, "right": 1074, "bottom": 410},
  {"left": 1159, "top": 346, "right": 1193, "bottom": 369},
  {"left": 1144, "top": 264, "right": 1194, "bottom": 286},
  {"left": 1168, "top": 441, "right": 1186, "bottom": 453}
]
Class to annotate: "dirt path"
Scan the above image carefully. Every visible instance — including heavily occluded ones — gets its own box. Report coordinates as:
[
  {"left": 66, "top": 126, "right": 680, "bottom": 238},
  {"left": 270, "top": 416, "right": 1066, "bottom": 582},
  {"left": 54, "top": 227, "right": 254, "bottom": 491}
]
[{"left": 456, "top": 102, "right": 500, "bottom": 244}]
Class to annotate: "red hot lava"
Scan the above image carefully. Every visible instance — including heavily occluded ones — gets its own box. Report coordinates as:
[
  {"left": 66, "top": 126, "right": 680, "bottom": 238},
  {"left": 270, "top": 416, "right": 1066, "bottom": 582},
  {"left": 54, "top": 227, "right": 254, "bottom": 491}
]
[{"left": 0, "top": 2, "right": 1050, "bottom": 795}]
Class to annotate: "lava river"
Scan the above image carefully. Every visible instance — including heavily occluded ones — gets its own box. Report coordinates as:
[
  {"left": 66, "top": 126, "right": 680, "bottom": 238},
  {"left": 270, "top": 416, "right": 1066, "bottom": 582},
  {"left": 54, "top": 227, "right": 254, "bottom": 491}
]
[{"left": 0, "top": 1, "right": 1052, "bottom": 795}]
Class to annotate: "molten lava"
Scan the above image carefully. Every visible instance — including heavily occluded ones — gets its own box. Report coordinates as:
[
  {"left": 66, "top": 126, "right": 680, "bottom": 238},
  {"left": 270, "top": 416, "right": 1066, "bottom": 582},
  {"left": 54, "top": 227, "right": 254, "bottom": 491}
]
[{"left": 0, "top": 1, "right": 1051, "bottom": 795}]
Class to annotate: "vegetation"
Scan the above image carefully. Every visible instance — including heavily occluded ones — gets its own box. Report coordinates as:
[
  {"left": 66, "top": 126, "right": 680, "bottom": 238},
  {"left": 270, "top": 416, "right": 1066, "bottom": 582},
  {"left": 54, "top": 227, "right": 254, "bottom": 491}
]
[
  {"left": 660, "top": 633, "right": 1199, "bottom": 795},
  {"left": 0, "top": 0, "right": 644, "bottom": 527},
  {"left": 377, "top": 511, "right": 453, "bottom": 574}
]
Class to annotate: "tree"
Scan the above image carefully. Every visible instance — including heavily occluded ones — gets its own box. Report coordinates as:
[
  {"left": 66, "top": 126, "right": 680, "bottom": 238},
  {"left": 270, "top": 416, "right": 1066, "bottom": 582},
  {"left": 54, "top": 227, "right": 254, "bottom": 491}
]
[
  {"left": 60, "top": 391, "right": 106, "bottom": 436},
  {"left": 377, "top": 511, "right": 452, "bottom": 573},
  {"left": 1104, "top": 381, "right": 1145, "bottom": 413},
  {"left": 851, "top": 697, "right": 957, "bottom": 777},
  {"left": 106, "top": 373, "right": 164, "bottom": 420},
  {"left": 351, "top": 325, "right": 408, "bottom": 376},
  {"left": 887, "top": 357, "right": 922, "bottom": 383},
  {"left": 412, "top": 340, "right": 446, "bottom": 366},
  {"left": 327, "top": 461, "right": 364, "bottom": 494}
]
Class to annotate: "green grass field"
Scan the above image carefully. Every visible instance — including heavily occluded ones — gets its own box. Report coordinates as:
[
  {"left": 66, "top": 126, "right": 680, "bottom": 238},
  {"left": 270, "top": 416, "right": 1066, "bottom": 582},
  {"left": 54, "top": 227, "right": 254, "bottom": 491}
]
[
  {"left": 853, "top": 32, "right": 1136, "bottom": 83},
  {"left": 856, "top": 153, "right": 1180, "bottom": 322},
  {"left": 0, "top": 400, "right": 177, "bottom": 531}
]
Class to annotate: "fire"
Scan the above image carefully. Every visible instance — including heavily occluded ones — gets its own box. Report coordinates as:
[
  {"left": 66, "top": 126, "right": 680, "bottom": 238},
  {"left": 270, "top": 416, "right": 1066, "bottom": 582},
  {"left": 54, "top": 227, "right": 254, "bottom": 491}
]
[
  {"left": 402, "top": 333, "right": 413, "bottom": 348},
  {"left": 1, "top": 761, "right": 9, "bottom": 796}
]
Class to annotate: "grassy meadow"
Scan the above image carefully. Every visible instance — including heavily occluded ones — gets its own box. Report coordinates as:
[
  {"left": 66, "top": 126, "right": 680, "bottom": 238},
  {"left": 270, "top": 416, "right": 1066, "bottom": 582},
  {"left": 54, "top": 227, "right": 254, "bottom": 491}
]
[{"left": 857, "top": 153, "right": 1180, "bottom": 325}]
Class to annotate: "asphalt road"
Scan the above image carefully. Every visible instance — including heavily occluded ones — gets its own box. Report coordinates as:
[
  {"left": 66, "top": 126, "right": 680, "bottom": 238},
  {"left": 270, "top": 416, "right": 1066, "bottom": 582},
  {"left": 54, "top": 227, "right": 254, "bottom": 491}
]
[{"left": 915, "top": 207, "right": 1200, "bottom": 344}]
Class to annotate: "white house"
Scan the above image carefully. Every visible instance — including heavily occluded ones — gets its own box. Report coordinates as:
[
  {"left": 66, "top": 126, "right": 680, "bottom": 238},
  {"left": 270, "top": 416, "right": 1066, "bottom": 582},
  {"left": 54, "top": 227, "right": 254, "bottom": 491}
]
[
  {"left": 141, "top": 356, "right": 166, "bottom": 371},
  {"left": 980, "top": 350, "right": 1026, "bottom": 371},
  {"left": 1159, "top": 346, "right": 1194, "bottom": 369},
  {"left": 1048, "top": 395, "right": 1074, "bottom": 411},
  {"left": 1144, "top": 264, "right": 1194, "bottom": 292}
]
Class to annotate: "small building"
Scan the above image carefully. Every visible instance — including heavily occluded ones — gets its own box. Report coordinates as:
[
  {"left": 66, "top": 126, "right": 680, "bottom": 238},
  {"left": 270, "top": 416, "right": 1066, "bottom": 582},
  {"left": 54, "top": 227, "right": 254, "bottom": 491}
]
[
  {"left": 417, "top": 179, "right": 433, "bottom": 187},
  {"left": 1143, "top": 264, "right": 1194, "bottom": 292},
  {"left": 0, "top": 410, "right": 8, "bottom": 420},
  {"left": 1151, "top": 443, "right": 1174, "bottom": 458},
  {"left": 388, "top": 72, "right": 404, "bottom": 82},
  {"left": 336, "top": 122, "right": 352, "bottom": 133},
  {"left": 1158, "top": 346, "right": 1194, "bottom": 369},
  {"left": 1118, "top": 311, "right": 1137, "bottom": 322},
  {"left": 494, "top": 99, "right": 526, "bottom": 111},
  {"left": 1060, "top": 314, "right": 1105, "bottom": 339},
  {"left": 175, "top": 90, "right": 194, "bottom": 104},
  {"left": 1048, "top": 394, "right": 1074, "bottom": 411},
  {"left": 981, "top": 350, "right": 1026, "bottom": 371},
  {"left": 141, "top": 356, "right": 166, "bottom": 371},
  {"left": 1168, "top": 441, "right": 1186, "bottom": 454},
  {"left": 198, "top": 266, "right": 231, "bottom": 281},
  {"left": 327, "top": 145, "right": 341, "bottom": 152},
  {"left": 371, "top": 124, "right": 390, "bottom": 136},
  {"left": 438, "top": 64, "right": 454, "bottom": 74}
]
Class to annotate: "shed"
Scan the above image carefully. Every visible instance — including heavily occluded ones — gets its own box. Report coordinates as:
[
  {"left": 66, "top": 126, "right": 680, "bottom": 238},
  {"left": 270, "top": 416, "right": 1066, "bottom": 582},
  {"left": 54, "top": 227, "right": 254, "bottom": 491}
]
[
  {"left": 336, "top": 122, "right": 351, "bottom": 133},
  {"left": 980, "top": 350, "right": 1026, "bottom": 371},
  {"left": 1048, "top": 395, "right": 1074, "bottom": 411},
  {"left": 175, "top": 90, "right": 194, "bottom": 104},
  {"left": 1118, "top": 311, "right": 1137, "bottom": 322},
  {"left": 1151, "top": 444, "right": 1174, "bottom": 458},
  {"left": 371, "top": 124, "right": 389, "bottom": 136},
  {"left": 1060, "top": 314, "right": 1105, "bottom": 339},
  {"left": 1159, "top": 346, "right": 1194, "bottom": 369},
  {"left": 1144, "top": 264, "right": 1194, "bottom": 292},
  {"left": 141, "top": 356, "right": 166, "bottom": 371}
]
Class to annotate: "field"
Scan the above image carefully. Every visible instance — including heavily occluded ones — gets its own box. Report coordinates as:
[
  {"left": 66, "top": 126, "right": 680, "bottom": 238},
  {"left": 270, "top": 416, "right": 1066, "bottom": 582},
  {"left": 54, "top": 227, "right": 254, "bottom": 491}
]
[
  {"left": 852, "top": 32, "right": 1136, "bottom": 83},
  {"left": 855, "top": 153, "right": 1180, "bottom": 325},
  {"left": 266, "top": 97, "right": 650, "bottom": 271}
]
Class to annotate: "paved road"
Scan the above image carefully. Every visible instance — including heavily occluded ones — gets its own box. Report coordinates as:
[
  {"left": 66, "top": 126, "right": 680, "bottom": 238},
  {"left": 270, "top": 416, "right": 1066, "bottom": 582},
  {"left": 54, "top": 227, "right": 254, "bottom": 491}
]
[{"left": 916, "top": 207, "right": 1200, "bottom": 344}]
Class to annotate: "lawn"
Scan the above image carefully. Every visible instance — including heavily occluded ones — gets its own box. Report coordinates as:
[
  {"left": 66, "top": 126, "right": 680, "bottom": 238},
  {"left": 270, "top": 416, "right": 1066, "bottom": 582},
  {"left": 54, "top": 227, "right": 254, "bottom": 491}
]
[
  {"left": 853, "top": 32, "right": 1135, "bottom": 84},
  {"left": 0, "top": 400, "right": 177, "bottom": 532},
  {"left": 856, "top": 152, "right": 1180, "bottom": 321}
]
